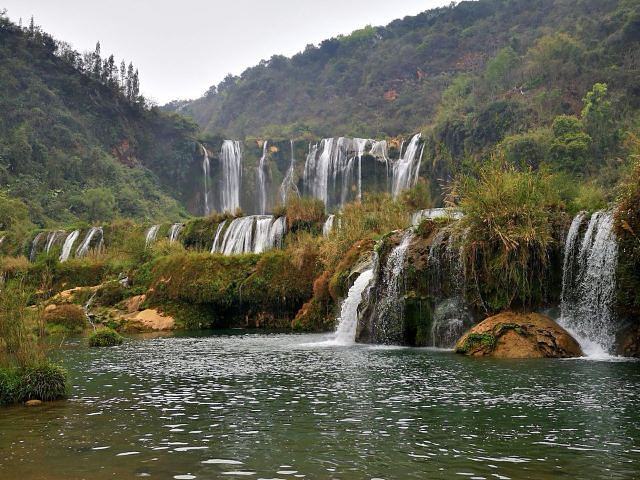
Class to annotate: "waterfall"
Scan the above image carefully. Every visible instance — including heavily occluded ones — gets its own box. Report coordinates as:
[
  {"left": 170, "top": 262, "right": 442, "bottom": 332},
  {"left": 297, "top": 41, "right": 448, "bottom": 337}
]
[
  {"left": 323, "top": 215, "right": 335, "bottom": 237},
  {"left": 427, "top": 228, "right": 472, "bottom": 348},
  {"left": 145, "top": 225, "right": 160, "bottom": 248},
  {"left": 201, "top": 144, "right": 212, "bottom": 216},
  {"left": 257, "top": 141, "right": 269, "bottom": 214},
  {"left": 279, "top": 140, "right": 299, "bottom": 205},
  {"left": 45, "top": 230, "right": 65, "bottom": 253},
  {"left": 354, "top": 138, "right": 368, "bottom": 201},
  {"left": 220, "top": 140, "right": 242, "bottom": 213},
  {"left": 559, "top": 211, "right": 619, "bottom": 356},
  {"left": 0, "top": 236, "right": 4, "bottom": 247},
  {"left": 303, "top": 138, "right": 361, "bottom": 211},
  {"left": 75, "top": 227, "right": 103, "bottom": 259},
  {"left": 210, "top": 220, "right": 227, "bottom": 253},
  {"left": 333, "top": 268, "right": 375, "bottom": 345},
  {"left": 168, "top": 223, "right": 184, "bottom": 243},
  {"left": 59, "top": 230, "right": 80, "bottom": 262},
  {"left": 213, "top": 216, "right": 287, "bottom": 255},
  {"left": 369, "top": 140, "right": 390, "bottom": 192},
  {"left": 29, "top": 232, "right": 44, "bottom": 262},
  {"left": 369, "top": 231, "right": 414, "bottom": 344},
  {"left": 391, "top": 133, "right": 423, "bottom": 198}
]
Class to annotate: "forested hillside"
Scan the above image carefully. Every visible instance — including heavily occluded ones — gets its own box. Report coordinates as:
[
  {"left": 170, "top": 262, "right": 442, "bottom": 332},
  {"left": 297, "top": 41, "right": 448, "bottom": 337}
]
[
  {"left": 175, "top": 0, "right": 639, "bottom": 143},
  {"left": 0, "top": 12, "right": 201, "bottom": 228}
]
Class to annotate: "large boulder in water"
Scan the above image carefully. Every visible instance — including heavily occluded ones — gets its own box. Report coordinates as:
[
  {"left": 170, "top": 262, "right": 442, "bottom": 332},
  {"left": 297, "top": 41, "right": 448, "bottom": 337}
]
[{"left": 455, "top": 312, "right": 582, "bottom": 358}]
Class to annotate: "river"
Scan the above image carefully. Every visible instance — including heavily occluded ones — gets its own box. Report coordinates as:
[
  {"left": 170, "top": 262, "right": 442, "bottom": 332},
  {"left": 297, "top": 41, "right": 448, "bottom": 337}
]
[{"left": 0, "top": 331, "right": 638, "bottom": 479}]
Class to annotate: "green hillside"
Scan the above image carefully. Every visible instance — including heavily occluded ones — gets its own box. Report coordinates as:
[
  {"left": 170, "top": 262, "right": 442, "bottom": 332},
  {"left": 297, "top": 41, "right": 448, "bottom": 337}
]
[
  {"left": 0, "top": 13, "right": 201, "bottom": 228},
  {"left": 176, "top": 0, "right": 639, "bottom": 143}
]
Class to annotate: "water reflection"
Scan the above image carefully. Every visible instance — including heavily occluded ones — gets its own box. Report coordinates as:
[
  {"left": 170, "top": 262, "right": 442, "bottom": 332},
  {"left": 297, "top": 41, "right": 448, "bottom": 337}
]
[{"left": 0, "top": 332, "right": 638, "bottom": 479}]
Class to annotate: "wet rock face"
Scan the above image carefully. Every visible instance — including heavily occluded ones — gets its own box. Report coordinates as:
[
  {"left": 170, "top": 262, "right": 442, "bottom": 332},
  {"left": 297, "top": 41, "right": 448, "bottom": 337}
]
[
  {"left": 619, "top": 324, "right": 640, "bottom": 357},
  {"left": 455, "top": 312, "right": 583, "bottom": 358}
]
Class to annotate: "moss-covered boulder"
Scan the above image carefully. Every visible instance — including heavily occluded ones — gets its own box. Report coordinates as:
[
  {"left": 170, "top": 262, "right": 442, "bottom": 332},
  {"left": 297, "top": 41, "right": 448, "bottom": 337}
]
[{"left": 455, "top": 312, "right": 582, "bottom": 358}]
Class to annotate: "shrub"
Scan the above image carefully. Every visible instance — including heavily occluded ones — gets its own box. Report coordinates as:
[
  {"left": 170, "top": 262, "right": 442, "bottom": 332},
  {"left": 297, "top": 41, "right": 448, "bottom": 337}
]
[
  {"left": 44, "top": 304, "right": 86, "bottom": 333},
  {"left": 88, "top": 328, "right": 123, "bottom": 347},
  {"left": 18, "top": 363, "right": 68, "bottom": 401},
  {"left": 95, "top": 281, "right": 128, "bottom": 307},
  {"left": 0, "top": 255, "right": 30, "bottom": 278},
  {"left": 0, "top": 368, "right": 20, "bottom": 405},
  {"left": 456, "top": 163, "right": 565, "bottom": 312},
  {"left": 286, "top": 197, "right": 325, "bottom": 233}
]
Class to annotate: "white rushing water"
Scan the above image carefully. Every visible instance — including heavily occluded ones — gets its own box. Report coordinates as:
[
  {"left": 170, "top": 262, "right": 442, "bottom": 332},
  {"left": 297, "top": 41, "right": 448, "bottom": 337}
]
[
  {"left": 29, "top": 232, "right": 44, "bottom": 262},
  {"left": 370, "top": 231, "right": 414, "bottom": 343},
  {"left": 201, "top": 144, "right": 212, "bottom": 216},
  {"left": 322, "top": 215, "right": 335, "bottom": 237},
  {"left": 168, "top": 223, "right": 184, "bottom": 243},
  {"left": 392, "top": 133, "right": 423, "bottom": 198},
  {"left": 559, "top": 211, "right": 619, "bottom": 356},
  {"left": 304, "top": 137, "right": 389, "bottom": 211},
  {"left": 220, "top": 140, "right": 242, "bottom": 213},
  {"left": 45, "top": 230, "right": 65, "bottom": 253},
  {"left": 279, "top": 140, "right": 299, "bottom": 205},
  {"left": 332, "top": 268, "right": 375, "bottom": 345},
  {"left": 145, "top": 225, "right": 160, "bottom": 248},
  {"left": 75, "top": 227, "right": 103, "bottom": 259},
  {"left": 257, "top": 141, "right": 269, "bottom": 215},
  {"left": 59, "top": 230, "right": 80, "bottom": 262},
  {"left": 212, "top": 216, "right": 286, "bottom": 255}
]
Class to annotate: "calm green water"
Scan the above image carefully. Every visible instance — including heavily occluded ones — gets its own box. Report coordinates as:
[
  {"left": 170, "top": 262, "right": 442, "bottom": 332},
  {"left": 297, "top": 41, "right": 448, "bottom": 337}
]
[{"left": 0, "top": 332, "right": 638, "bottom": 480}]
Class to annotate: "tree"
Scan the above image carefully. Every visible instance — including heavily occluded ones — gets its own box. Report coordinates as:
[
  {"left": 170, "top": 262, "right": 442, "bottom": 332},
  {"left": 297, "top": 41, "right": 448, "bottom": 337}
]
[
  {"left": 92, "top": 42, "right": 101, "bottom": 79},
  {"left": 80, "top": 188, "right": 116, "bottom": 222},
  {"left": 549, "top": 115, "right": 592, "bottom": 175},
  {"left": 581, "top": 83, "right": 618, "bottom": 156}
]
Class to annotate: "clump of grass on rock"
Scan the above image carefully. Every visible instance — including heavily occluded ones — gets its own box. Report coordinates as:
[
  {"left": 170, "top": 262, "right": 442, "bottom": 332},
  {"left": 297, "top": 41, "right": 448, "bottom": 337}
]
[{"left": 88, "top": 328, "right": 123, "bottom": 347}]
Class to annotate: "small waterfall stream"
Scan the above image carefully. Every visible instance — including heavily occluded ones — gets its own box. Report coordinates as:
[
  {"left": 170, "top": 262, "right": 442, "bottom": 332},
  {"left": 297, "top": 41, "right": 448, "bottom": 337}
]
[
  {"left": 369, "top": 231, "right": 414, "bottom": 344},
  {"left": 59, "top": 230, "right": 80, "bottom": 262},
  {"left": 45, "top": 230, "right": 65, "bottom": 253},
  {"left": 391, "top": 133, "right": 423, "bottom": 198},
  {"left": 220, "top": 140, "right": 242, "bottom": 213},
  {"left": 201, "top": 144, "right": 212, "bottom": 216},
  {"left": 559, "top": 211, "right": 619, "bottom": 356},
  {"left": 212, "top": 216, "right": 286, "bottom": 255},
  {"left": 257, "top": 141, "right": 269, "bottom": 215},
  {"left": 145, "top": 225, "right": 160, "bottom": 248},
  {"left": 76, "top": 227, "right": 103, "bottom": 259},
  {"left": 332, "top": 268, "right": 375, "bottom": 345},
  {"left": 279, "top": 140, "right": 299, "bottom": 204},
  {"left": 322, "top": 215, "right": 335, "bottom": 237},
  {"left": 168, "top": 223, "right": 184, "bottom": 243},
  {"left": 29, "top": 232, "right": 44, "bottom": 261}
]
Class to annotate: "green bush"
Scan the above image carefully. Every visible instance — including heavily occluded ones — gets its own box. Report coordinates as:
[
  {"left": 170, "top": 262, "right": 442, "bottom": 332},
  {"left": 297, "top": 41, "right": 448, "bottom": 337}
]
[
  {"left": 88, "top": 328, "right": 123, "bottom": 347},
  {"left": 18, "top": 363, "right": 68, "bottom": 402},
  {"left": 0, "top": 368, "right": 20, "bottom": 405}
]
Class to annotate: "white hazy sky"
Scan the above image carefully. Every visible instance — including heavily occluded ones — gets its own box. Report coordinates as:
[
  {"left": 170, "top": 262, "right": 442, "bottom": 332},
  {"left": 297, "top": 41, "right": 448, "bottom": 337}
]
[{"left": 3, "top": 0, "right": 450, "bottom": 104}]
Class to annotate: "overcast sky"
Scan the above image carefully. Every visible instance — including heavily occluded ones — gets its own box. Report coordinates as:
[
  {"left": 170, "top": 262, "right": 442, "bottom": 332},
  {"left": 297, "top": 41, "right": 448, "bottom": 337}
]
[{"left": 4, "top": 1, "right": 450, "bottom": 104}]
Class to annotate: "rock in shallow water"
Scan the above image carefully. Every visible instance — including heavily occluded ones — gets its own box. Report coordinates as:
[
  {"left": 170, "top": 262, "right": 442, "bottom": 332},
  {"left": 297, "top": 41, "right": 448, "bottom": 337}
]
[
  {"left": 25, "top": 400, "right": 42, "bottom": 406},
  {"left": 455, "top": 312, "right": 582, "bottom": 358}
]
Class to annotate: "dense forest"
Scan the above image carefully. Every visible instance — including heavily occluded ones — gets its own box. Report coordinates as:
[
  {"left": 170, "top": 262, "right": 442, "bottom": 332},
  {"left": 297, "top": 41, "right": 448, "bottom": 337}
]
[{"left": 0, "top": 11, "right": 200, "bottom": 229}]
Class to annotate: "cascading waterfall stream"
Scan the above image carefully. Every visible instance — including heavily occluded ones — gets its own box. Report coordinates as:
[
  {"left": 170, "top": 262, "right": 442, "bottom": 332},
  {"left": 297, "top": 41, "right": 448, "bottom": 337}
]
[
  {"left": 45, "top": 230, "right": 65, "bottom": 253},
  {"left": 212, "top": 216, "right": 286, "bottom": 255},
  {"left": 392, "top": 133, "right": 423, "bottom": 198},
  {"left": 201, "top": 144, "right": 212, "bottom": 216},
  {"left": 145, "top": 225, "right": 160, "bottom": 248},
  {"left": 168, "top": 223, "right": 184, "bottom": 243},
  {"left": 59, "top": 230, "right": 80, "bottom": 262},
  {"left": 354, "top": 138, "right": 368, "bottom": 201},
  {"left": 332, "top": 268, "right": 375, "bottom": 345},
  {"left": 369, "top": 231, "right": 414, "bottom": 344},
  {"left": 559, "top": 211, "right": 619, "bottom": 356},
  {"left": 279, "top": 140, "right": 299, "bottom": 205},
  {"left": 257, "top": 141, "right": 269, "bottom": 215},
  {"left": 76, "top": 227, "right": 103, "bottom": 259},
  {"left": 29, "top": 232, "right": 44, "bottom": 261},
  {"left": 220, "top": 140, "right": 242, "bottom": 213},
  {"left": 322, "top": 215, "right": 335, "bottom": 237}
]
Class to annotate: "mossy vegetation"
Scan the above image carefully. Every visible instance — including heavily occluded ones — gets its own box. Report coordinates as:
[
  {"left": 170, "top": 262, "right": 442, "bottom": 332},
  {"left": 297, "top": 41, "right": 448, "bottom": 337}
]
[
  {"left": 88, "top": 328, "right": 123, "bottom": 347},
  {"left": 43, "top": 304, "right": 86, "bottom": 335},
  {"left": 455, "top": 332, "right": 497, "bottom": 354}
]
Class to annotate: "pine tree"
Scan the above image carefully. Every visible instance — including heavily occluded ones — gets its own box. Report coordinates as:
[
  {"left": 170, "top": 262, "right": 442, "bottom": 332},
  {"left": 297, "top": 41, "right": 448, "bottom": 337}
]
[
  {"left": 126, "top": 62, "right": 134, "bottom": 100},
  {"left": 119, "top": 60, "right": 126, "bottom": 90},
  {"left": 92, "top": 42, "right": 101, "bottom": 79}
]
